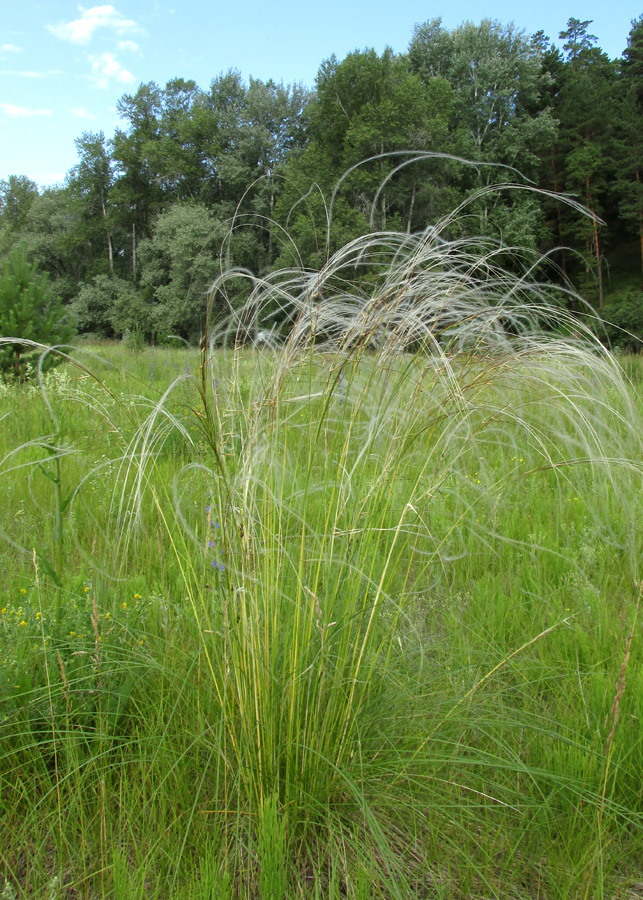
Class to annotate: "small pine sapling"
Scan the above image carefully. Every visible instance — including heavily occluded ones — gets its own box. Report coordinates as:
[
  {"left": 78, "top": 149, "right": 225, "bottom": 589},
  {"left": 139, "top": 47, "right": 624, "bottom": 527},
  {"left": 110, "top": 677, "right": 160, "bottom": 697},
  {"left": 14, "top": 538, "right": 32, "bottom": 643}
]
[{"left": 0, "top": 246, "right": 75, "bottom": 379}]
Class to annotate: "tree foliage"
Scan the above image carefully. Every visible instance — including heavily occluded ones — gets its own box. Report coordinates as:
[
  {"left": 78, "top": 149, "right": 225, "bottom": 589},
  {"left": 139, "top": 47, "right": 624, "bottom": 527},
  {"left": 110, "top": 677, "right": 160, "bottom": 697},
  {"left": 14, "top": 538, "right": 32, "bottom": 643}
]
[
  {"left": 409, "top": 19, "right": 556, "bottom": 247},
  {"left": 136, "top": 201, "right": 227, "bottom": 340},
  {"left": 2, "top": 16, "right": 643, "bottom": 342}
]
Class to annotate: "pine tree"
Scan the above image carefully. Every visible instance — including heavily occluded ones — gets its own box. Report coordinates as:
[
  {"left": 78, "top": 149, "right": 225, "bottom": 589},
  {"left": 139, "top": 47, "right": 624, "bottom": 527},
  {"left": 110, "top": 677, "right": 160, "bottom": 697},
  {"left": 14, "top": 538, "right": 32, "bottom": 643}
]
[{"left": 0, "top": 246, "right": 75, "bottom": 379}]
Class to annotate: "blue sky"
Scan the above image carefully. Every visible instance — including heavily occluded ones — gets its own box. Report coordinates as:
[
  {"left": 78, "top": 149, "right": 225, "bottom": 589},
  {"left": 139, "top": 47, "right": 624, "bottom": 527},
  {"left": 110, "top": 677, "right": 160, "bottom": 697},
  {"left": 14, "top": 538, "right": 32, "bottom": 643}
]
[{"left": 1, "top": 1, "right": 641, "bottom": 187}]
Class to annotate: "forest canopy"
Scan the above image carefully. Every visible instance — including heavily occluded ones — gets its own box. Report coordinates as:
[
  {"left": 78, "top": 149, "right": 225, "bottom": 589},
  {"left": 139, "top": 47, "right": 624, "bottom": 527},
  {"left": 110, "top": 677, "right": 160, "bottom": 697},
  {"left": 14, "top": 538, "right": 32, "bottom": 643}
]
[{"left": 2, "top": 16, "right": 643, "bottom": 345}]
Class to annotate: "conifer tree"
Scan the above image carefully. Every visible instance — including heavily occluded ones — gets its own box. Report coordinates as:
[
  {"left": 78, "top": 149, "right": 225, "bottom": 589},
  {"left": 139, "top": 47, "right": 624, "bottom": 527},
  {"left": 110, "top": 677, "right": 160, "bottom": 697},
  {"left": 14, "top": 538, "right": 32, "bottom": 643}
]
[{"left": 0, "top": 246, "right": 75, "bottom": 378}]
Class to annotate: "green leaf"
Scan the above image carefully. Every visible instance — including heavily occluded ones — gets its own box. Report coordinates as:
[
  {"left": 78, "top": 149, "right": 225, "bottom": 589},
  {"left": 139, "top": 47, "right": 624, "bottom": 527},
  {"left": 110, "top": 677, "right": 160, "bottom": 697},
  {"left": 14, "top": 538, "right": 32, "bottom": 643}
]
[
  {"left": 35, "top": 552, "right": 61, "bottom": 588},
  {"left": 60, "top": 492, "right": 75, "bottom": 514},
  {"left": 37, "top": 463, "right": 60, "bottom": 485}
]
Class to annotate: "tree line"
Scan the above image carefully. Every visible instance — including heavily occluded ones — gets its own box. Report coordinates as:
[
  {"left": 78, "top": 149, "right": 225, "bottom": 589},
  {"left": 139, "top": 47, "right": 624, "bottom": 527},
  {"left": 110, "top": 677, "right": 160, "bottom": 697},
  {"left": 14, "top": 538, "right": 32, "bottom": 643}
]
[{"left": 1, "top": 16, "right": 643, "bottom": 347}]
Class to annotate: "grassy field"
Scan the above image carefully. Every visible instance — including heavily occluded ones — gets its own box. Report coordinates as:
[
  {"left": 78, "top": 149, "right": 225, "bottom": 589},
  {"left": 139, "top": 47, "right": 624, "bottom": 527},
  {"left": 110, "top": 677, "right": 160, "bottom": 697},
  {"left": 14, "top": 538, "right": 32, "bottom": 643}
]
[{"left": 2, "top": 232, "right": 643, "bottom": 898}]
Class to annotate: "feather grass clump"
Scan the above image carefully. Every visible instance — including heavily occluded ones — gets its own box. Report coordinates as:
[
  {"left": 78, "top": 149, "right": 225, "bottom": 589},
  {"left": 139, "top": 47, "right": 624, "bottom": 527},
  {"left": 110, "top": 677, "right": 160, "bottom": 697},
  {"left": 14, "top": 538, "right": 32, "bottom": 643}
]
[
  {"left": 121, "top": 218, "right": 643, "bottom": 850},
  {"left": 2, "top": 201, "right": 643, "bottom": 897}
]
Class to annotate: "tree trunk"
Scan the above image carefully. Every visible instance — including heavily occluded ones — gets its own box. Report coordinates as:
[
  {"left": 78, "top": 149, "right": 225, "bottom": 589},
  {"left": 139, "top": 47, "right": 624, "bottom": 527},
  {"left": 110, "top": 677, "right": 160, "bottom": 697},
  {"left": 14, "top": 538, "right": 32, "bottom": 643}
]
[
  {"left": 132, "top": 221, "right": 137, "bottom": 277},
  {"left": 594, "top": 216, "right": 604, "bottom": 309},
  {"left": 637, "top": 169, "right": 643, "bottom": 288},
  {"left": 550, "top": 145, "right": 566, "bottom": 274},
  {"left": 587, "top": 176, "right": 603, "bottom": 308},
  {"left": 379, "top": 142, "right": 386, "bottom": 230},
  {"left": 101, "top": 195, "right": 114, "bottom": 275},
  {"left": 268, "top": 180, "right": 274, "bottom": 263},
  {"left": 107, "top": 233, "right": 114, "bottom": 274},
  {"left": 407, "top": 184, "right": 416, "bottom": 234}
]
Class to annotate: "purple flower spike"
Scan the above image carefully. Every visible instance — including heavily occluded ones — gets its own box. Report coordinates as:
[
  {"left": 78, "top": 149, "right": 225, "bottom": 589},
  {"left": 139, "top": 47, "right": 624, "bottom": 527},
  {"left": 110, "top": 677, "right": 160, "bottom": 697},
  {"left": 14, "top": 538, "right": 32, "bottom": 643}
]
[
  {"left": 215, "top": 521, "right": 220, "bottom": 529},
  {"left": 212, "top": 560, "right": 216, "bottom": 568},
  {"left": 208, "top": 541, "right": 213, "bottom": 547},
  {"left": 219, "top": 564, "right": 225, "bottom": 572}
]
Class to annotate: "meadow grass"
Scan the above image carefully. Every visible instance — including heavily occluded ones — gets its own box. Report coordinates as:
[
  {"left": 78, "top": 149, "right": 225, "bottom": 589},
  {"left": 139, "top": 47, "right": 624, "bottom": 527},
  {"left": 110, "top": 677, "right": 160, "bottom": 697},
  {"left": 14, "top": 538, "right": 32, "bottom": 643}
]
[{"left": 2, "top": 227, "right": 643, "bottom": 898}]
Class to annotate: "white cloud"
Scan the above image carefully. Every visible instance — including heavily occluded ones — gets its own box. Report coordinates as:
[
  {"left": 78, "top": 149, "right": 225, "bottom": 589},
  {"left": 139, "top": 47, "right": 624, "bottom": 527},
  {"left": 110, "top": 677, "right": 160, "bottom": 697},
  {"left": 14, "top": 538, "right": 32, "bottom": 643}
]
[
  {"left": 118, "top": 39, "right": 139, "bottom": 52},
  {"left": 1, "top": 69, "right": 60, "bottom": 78},
  {"left": 48, "top": 5, "right": 140, "bottom": 45},
  {"left": 89, "top": 51, "right": 134, "bottom": 88},
  {"left": 0, "top": 102, "right": 52, "bottom": 117},
  {"left": 1, "top": 44, "right": 22, "bottom": 53},
  {"left": 71, "top": 106, "right": 97, "bottom": 119}
]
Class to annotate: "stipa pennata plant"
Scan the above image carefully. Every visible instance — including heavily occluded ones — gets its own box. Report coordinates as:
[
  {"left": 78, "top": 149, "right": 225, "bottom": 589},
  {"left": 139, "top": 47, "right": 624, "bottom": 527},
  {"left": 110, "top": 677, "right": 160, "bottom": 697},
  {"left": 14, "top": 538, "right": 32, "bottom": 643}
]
[
  {"left": 3, "top": 184, "right": 643, "bottom": 896},
  {"left": 114, "top": 199, "right": 643, "bottom": 851}
]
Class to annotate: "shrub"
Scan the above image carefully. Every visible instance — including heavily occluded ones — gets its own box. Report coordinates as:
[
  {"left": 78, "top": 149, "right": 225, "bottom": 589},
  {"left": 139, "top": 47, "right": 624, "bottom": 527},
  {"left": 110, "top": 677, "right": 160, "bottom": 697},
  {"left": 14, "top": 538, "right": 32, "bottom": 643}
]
[
  {"left": 70, "top": 274, "right": 141, "bottom": 339},
  {"left": 595, "top": 290, "right": 643, "bottom": 352}
]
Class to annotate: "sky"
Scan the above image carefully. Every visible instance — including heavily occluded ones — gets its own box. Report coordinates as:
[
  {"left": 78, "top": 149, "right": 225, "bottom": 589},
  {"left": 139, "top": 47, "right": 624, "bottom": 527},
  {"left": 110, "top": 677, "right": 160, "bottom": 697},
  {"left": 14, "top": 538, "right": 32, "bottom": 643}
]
[{"left": 1, "top": 1, "right": 641, "bottom": 187}]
